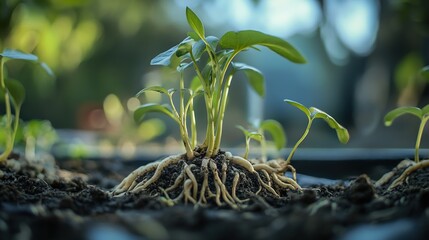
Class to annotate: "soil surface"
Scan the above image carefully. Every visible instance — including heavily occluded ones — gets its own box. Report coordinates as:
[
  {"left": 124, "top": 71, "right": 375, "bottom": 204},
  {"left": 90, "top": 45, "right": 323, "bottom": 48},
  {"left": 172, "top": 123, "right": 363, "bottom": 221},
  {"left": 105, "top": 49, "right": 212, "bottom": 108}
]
[{"left": 0, "top": 154, "right": 428, "bottom": 240}]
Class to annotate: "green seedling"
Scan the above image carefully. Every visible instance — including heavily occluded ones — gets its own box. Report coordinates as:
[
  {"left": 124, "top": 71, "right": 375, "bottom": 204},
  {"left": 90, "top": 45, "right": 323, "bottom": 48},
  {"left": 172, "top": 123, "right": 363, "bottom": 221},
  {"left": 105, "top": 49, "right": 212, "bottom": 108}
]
[
  {"left": 133, "top": 7, "right": 305, "bottom": 160},
  {"left": 113, "top": 8, "right": 305, "bottom": 208},
  {"left": 384, "top": 105, "right": 429, "bottom": 163},
  {"left": 0, "top": 49, "right": 54, "bottom": 162},
  {"left": 380, "top": 104, "right": 429, "bottom": 189},
  {"left": 237, "top": 119, "right": 286, "bottom": 160},
  {"left": 284, "top": 99, "right": 349, "bottom": 164}
]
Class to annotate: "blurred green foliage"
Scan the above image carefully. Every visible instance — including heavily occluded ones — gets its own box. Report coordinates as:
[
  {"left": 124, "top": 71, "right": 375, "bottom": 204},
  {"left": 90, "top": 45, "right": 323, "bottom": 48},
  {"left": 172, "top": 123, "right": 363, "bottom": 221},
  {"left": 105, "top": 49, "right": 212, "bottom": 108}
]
[{"left": 0, "top": 0, "right": 182, "bottom": 128}]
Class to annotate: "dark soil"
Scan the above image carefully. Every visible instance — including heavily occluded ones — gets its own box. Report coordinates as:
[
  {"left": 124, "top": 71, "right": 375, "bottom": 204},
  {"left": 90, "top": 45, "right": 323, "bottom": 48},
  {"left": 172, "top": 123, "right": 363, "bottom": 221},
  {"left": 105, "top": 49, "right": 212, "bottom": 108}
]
[{"left": 1, "top": 154, "right": 429, "bottom": 240}]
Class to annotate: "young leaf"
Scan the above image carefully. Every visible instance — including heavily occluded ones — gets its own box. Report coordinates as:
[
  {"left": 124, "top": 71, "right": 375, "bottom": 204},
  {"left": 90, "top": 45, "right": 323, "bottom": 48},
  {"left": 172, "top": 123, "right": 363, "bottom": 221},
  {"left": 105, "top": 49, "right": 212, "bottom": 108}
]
[
  {"left": 260, "top": 119, "right": 286, "bottom": 150},
  {"left": 236, "top": 125, "right": 262, "bottom": 141},
  {"left": 422, "top": 104, "right": 429, "bottom": 116},
  {"left": 284, "top": 99, "right": 311, "bottom": 116},
  {"left": 219, "top": 30, "right": 306, "bottom": 63},
  {"left": 192, "top": 36, "right": 219, "bottom": 60},
  {"left": 134, "top": 103, "right": 178, "bottom": 123},
  {"left": 421, "top": 65, "right": 429, "bottom": 79},
  {"left": 309, "top": 107, "right": 349, "bottom": 144},
  {"left": 186, "top": 7, "right": 205, "bottom": 40},
  {"left": 150, "top": 37, "right": 192, "bottom": 66},
  {"left": 0, "top": 49, "right": 38, "bottom": 62},
  {"left": 5, "top": 79, "right": 26, "bottom": 107},
  {"left": 384, "top": 107, "right": 423, "bottom": 126},
  {"left": 136, "top": 86, "right": 169, "bottom": 98},
  {"left": 232, "top": 62, "right": 265, "bottom": 97},
  {"left": 190, "top": 76, "right": 202, "bottom": 92}
]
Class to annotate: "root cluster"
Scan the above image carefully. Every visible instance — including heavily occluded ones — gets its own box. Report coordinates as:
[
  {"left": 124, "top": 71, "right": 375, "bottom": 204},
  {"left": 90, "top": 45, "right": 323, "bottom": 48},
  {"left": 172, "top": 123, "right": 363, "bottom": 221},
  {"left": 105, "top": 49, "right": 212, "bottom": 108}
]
[{"left": 112, "top": 152, "right": 301, "bottom": 209}]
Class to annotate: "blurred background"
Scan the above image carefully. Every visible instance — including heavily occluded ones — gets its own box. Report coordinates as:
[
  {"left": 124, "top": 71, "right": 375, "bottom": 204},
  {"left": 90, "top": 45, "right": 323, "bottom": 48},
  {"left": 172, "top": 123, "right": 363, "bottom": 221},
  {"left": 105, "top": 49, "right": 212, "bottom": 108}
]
[{"left": 1, "top": 0, "right": 429, "bottom": 158}]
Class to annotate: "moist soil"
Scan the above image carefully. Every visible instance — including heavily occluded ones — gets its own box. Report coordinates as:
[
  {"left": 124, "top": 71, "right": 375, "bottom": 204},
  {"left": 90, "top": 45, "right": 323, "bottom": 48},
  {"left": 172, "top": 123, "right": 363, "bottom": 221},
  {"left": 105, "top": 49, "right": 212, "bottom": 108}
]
[{"left": 0, "top": 154, "right": 429, "bottom": 240}]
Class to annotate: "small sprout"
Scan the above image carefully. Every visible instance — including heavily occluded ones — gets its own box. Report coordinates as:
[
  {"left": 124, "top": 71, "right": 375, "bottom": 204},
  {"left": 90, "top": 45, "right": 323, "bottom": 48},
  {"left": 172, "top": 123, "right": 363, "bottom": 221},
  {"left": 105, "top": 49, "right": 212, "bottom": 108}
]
[
  {"left": 384, "top": 105, "right": 429, "bottom": 163},
  {"left": 284, "top": 99, "right": 349, "bottom": 164},
  {"left": 0, "top": 49, "right": 53, "bottom": 162},
  {"left": 237, "top": 119, "right": 286, "bottom": 161}
]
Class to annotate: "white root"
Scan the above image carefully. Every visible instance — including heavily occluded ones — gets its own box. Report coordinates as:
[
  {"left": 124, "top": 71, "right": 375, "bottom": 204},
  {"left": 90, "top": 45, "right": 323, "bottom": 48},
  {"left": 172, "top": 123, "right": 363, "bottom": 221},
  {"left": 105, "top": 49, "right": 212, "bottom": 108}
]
[
  {"left": 388, "top": 159, "right": 429, "bottom": 190},
  {"left": 112, "top": 161, "right": 160, "bottom": 194},
  {"left": 272, "top": 173, "right": 297, "bottom": 190},
  {"left": 112, "top": 151, "right": 302, "bottom": 208}
]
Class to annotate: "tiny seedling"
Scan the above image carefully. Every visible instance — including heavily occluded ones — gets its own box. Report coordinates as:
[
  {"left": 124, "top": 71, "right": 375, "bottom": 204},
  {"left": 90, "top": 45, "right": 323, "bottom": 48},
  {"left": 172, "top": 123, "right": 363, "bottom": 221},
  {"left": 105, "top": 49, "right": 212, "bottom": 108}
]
[
  {"left": 382, "top": 104, "right": 429, "bottom": 189},
  {"left": 113, "top": 7, "right": 306, "bottom": 208},
  {"left": 237, "top": 119, "right": 286, "bottom": 160},
  {"left": 283, "top": 99, "right": 349, "bottom": 164},
  {"left": 0, "top": 49, "right": 54, "bottom": 162}
]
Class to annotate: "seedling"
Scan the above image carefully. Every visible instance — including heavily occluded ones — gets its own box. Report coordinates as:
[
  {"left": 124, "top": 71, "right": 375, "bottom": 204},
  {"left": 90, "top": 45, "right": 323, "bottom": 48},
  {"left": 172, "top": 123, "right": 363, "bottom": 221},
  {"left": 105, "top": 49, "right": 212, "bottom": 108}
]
[
  {"left": 382, "top": 104, "right": 429, "bottom": 189},
  {"left": 237, "top": 119, "right": 286, "bottom": 160},
  {"left": 113, "top": 8, "right": 306, "bottom": 208},
  {"left": 283, "top": 99, "right": 349, "bottom": 164},
  {"left": 0, "top": 49, "right": 53, "bottom": 162}
]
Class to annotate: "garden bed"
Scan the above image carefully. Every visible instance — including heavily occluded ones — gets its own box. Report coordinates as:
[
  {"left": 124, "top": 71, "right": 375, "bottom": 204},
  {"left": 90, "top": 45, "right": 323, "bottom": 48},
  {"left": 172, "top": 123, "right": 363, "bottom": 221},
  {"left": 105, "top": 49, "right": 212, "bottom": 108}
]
[{"left": 1, "top": 151, "right": 428, "bottom": 240}]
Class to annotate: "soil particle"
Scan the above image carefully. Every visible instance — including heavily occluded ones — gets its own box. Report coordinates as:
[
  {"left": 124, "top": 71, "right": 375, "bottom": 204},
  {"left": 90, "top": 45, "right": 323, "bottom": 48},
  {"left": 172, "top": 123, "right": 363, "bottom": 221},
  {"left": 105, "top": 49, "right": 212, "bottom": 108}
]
[{"left": 345, "top": 174, "right": 376, "bottom": 204}]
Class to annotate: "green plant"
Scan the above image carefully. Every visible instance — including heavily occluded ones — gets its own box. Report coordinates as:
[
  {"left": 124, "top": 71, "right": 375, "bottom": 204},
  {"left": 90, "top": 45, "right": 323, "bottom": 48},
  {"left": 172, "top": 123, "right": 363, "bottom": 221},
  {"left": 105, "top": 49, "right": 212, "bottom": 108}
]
[
  {"left": 376, "top": 66, "right": 429, "bottom": 190},
  {"left": 237, "top": 119, "right": 286, "bottom": 160},
  {"left": 134, "top": 7, "right": 305, "bottom": 160},
  {"left": 113, "top": 8, "right": 306, "bottom": 208},
  {"left": 283, "top": 99, "right": 349, "bottom": 164},
  {"left": 384, "top": 105, "right": 429, "bottom": 163},
  {"left": 381, "top": 104, "right": 429, "bottom": 189},
  {"left": 0, "top": 49, "right": 53, "bottom": 162}
]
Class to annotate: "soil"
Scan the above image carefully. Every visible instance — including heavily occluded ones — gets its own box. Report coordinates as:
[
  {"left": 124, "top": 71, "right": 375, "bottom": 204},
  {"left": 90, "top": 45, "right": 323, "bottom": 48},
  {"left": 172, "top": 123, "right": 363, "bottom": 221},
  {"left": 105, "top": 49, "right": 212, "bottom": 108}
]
[{"left": 1, "top": 153, "right": 429, "bottom": 240}]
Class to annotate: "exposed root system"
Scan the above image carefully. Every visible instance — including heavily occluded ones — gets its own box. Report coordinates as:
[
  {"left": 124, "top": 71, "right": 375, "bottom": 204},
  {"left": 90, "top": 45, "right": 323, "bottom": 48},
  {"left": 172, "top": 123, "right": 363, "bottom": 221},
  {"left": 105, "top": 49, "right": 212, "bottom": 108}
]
[
  {"left": 376, "top": 159, "right": 429, "bottom": 190},
  {"left": 112, "top": 151, "right": 301, "bottom": 209}
]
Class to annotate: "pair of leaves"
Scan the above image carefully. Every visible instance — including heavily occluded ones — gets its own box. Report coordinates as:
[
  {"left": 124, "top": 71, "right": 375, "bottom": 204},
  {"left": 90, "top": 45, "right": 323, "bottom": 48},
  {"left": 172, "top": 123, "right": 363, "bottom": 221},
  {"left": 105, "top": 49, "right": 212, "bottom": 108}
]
[
  {"left": 237, "top": 119, "right": 286, "bottom": 151},
  {"left": 384, "top": 105, "right": 429, "bottom": 126},
  {"left": 284, "top": 99, "right": 350, "bottom": 144}
]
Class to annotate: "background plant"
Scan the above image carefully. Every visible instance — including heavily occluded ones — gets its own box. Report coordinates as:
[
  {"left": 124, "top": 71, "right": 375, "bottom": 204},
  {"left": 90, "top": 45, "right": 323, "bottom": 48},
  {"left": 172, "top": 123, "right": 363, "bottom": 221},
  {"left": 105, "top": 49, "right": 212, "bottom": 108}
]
[
  {"left": 134, "top": 7, "right": 305, "bottom": 159},
  {"left": 384, "top": 105, "right": 429, "bottom": 163},
  {"left": 237, "top": 119, "right": 286, "bottom": 160},
  {"left": 0, "top": 49, "right": 53, "bottom": 162}
]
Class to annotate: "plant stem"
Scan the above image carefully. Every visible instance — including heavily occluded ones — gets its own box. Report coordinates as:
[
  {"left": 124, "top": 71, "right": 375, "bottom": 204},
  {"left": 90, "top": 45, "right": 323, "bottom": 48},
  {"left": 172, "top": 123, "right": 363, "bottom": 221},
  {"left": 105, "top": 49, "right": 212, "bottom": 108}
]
[
  {"left": 260, "top": 131, "right": 267, "bottom": 162},
  {"left": 243, "top": 138, "right": 250, "bottom": 159},
  {"left": 0, "top": 57, "right": 12, "bottom": 162},
  {"left": 213, "top": 74, "right": 233, "bottom": 155},
  {"left": 415, "top": 116, "right": 429, "bottom": 163},
  {"left": 285, "top": 118, "right": 313, "bottom": 165}
]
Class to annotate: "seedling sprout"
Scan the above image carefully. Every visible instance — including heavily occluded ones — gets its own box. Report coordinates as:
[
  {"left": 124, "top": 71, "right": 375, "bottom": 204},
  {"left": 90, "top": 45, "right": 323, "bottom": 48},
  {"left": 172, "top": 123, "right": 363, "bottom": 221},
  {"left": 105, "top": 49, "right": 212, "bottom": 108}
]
[
  {"left": 0, "top": 49, "right": 54, "bottom": 162},
  {"left": 283, "top": 99, "right": 350, "bottom": 164}
]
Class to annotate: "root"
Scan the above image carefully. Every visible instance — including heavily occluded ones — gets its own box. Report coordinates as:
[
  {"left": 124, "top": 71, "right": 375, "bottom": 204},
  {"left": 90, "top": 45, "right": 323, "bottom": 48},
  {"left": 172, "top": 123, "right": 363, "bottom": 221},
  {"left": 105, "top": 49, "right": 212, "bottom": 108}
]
[
  {"left": 112, "top": 151, "right": 301, "bottom": 209},
  {"left": 387, "top": 159, "right": 429, "bottom": 190}
]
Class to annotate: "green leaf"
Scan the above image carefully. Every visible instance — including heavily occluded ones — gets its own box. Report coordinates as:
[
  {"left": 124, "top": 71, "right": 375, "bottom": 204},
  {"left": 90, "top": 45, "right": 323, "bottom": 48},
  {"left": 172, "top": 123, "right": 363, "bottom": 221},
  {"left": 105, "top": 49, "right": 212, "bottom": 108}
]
[
  {"left": 232, "top": 62, "right": 265, "bottom": 97},
  {"left": 134, "top": 103, "right": 178, "bottom": 123},
  {"left": 5, "top": 79, "right": 26, "bottom": 107},
  {"left": 384, "top": 107, "right": 423, "bottom": 126},
  {"left": 192, "top": 36, "right": 219, "bottom": 59},
  {"left": 421, "top": 65, "right": 429, "bottom": 79},
  {"left": 190, "top": 76, "right": 202, "bottom": 92},
  {"left": 236, "top": 125, "right": 262, "bottom": 141},
  {"left": 309, "top": 107, "right": 349, "bottom": 144},
  {"left": 186, "top": 7, "right": 205, "bottom": 40},
  {"left": 150, "top": 37, "right": 192, "bottom": 66},
  {"left": 219, "top": 30, "right": 306, "bottom": 63},
  {"left": 136, "top": 86, "right": 169, "bottom": 97},
  {"left": 422, "top": 104, "right": 429, "bottom": 116},
  {"left": 0, "top": 49, "right": 38, "bottom": 62},
  {"left": 260, "top": 119, "right": 286, "bottom": 150},
  {"left": 284, "top": 99, "right": 311, "bottom": 117},
  {"left": 39, "top": 62, "right": 55, "bottom": 77}
]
